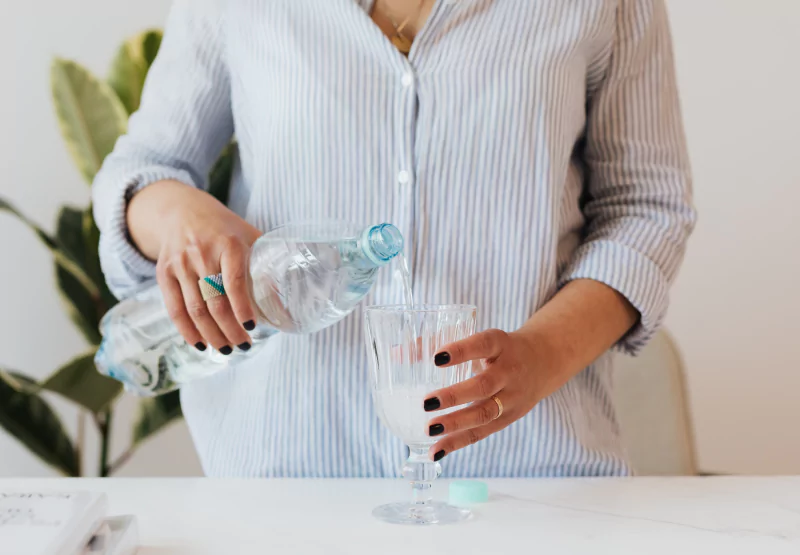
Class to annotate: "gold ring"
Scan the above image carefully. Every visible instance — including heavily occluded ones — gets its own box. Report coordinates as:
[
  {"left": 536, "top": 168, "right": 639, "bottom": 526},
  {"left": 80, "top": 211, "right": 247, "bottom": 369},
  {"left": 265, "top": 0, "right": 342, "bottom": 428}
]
[{"left": 490, "top": 395, "right": 503, "bottom": 420}]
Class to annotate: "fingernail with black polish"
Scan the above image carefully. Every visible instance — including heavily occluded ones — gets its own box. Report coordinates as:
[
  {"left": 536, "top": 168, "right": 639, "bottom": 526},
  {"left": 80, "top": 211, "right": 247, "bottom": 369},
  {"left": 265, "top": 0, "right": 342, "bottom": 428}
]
[
  {"left": 238, "top": 342, "right": 251, "bottom": 352},
  {"left": 243, "top": 320, "right": 256, "bottom": 331},
  {"left": 219, "top": 346, "right": 233, "bottom": 356},
  {"left": 194, "top": 342, "right": 207, "bottom": 352},
  {"left": 434, "top": 352, "right": 451, "bottom": 366},
  {"left": 429, "top": 423, "right": 445, "bottom": 437},
  {"left": 424, "top": 397, "right": 441, "bottom": 412},
  {"left": 433, "top": 450, "right": 446, "bottom": 462}
]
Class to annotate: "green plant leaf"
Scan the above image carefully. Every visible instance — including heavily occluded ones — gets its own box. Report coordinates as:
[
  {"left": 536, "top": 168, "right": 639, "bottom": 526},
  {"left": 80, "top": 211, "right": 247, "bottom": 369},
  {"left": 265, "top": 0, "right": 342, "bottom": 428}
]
[
  {"left": 40, "top": 352, "right": 121, "bottom": 414},
  {"left": 133, "top": 390, "right": 182, "bottom": 446},
  {"left": 83, "top": 207, "right": 117, "bottom": 311},
  {"left": 107, "top": 46, "right": 145, "bottom": 115},
  {"left": 58, "top": 269, "right": 103, "bottom": 345},
  {"left": 0, "top": 369, "right": 79, "bottom": 476},
  {"left": 0, "top": 371, "right": 39, "bottom": 393},
  {"left": 208, "top": 142, "right": 237, "bottom": 206},
  {"left": 55, "top": 207, "right": 102, "bottom": 344},
  {"left": 141, "top": 30, "right": 163, "bottom": 68},
  {"left": 55, "top": 206, "right": 104, "bottom": 344},
  {"left": 108, "top": 29, "right": 163, "bottom": 114},
  {"left": 51, "top": 58, "right": 128, "bottom": 183},
  {"left": 56, "top": 205, "right": 84, "bottom": 262},
  {"left": 1, "top": 198, "right": 101, "bottom": 299}
]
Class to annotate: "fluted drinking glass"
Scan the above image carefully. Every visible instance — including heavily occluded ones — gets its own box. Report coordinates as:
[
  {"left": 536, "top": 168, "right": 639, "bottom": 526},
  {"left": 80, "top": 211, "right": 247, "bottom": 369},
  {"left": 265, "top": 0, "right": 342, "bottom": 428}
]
[{"left": 364, "top": 305, "right": 477, "bottom": 525}]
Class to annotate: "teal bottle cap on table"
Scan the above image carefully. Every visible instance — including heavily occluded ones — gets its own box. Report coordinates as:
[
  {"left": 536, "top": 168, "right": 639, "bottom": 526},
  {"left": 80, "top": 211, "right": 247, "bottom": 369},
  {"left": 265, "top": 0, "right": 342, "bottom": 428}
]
[{"left": 449, "top": 481, "right": 489, "bottom": 506}]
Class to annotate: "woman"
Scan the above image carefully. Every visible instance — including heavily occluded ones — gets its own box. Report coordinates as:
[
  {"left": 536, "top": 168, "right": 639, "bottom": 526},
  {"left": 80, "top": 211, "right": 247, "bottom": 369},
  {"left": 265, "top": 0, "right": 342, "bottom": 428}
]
[{"left": 93, "top": 0, "right": 695, "bottom": 477}]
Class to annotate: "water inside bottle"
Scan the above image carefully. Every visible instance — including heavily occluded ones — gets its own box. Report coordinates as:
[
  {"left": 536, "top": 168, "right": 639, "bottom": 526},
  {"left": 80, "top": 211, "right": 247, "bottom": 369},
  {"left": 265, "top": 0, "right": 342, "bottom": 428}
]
[
  {"left": 98, "top": 222, "right": 404, "bottom": 397},
  {"left": 249, "top": 237, "right": 381, "bottom": 334}
]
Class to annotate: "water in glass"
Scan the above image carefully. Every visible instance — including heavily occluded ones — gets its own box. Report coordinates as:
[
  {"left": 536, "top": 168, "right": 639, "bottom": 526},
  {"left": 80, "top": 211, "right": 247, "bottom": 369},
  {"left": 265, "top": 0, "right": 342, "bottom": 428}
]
[{"left": 364, "top": 304, "right": 476, "bottom": 525}]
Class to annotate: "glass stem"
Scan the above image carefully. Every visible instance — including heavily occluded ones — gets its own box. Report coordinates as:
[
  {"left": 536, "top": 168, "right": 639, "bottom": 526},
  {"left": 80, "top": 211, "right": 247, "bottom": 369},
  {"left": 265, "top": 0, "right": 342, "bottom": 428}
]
[
  {"left": 404, "top": 447, "right": 441, "bottom": 506},
  {"left": 412, "top": 481, "right": 432, "bottom": 505}
]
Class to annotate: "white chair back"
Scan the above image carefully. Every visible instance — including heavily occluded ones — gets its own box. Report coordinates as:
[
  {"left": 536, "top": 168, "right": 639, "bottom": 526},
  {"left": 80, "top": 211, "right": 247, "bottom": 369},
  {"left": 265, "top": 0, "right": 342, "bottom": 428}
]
[{"left": 613, "top": 330, "right": 697, "bottom": 476}]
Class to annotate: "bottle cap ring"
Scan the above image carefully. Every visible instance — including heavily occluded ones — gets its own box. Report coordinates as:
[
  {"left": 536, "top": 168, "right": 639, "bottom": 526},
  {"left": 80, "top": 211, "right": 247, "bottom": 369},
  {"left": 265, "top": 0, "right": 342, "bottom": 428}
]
[{"left": 199, "top": 273, "right": 226, "bottom": 301}]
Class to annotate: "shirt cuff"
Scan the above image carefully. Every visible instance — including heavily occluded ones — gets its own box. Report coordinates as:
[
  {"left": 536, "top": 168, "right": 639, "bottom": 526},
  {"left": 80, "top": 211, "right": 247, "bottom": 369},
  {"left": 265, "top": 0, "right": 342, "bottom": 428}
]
[
  {"left": 99, "top": 167, "right": 199, "bottom": 299},
  {"left": 557, "top": 240, "right": 670, "bottom": 356}
]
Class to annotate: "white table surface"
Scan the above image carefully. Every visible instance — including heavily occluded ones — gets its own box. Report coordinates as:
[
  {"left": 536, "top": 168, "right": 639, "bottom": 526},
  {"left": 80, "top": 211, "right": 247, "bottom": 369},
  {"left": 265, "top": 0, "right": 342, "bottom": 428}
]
[{"left": 2, "top": 477, "right": 799, "bottom": 554}]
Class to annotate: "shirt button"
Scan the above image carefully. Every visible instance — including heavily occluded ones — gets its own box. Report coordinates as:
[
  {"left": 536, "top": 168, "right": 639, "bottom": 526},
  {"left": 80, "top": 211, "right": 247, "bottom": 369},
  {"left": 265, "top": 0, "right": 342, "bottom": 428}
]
[
  {"left": 397, "top": 170, "right": 411, "bottom": 185},
  {"left": 401, "top": 73, "right": 414, "bottom": 87}
]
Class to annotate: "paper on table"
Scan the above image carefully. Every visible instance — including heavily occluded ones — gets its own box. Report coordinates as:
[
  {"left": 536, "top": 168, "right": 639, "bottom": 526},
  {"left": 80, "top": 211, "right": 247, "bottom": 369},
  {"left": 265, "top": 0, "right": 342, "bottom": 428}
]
[{"left": 0, "top": 491, "right": 108, "bottom": 555}]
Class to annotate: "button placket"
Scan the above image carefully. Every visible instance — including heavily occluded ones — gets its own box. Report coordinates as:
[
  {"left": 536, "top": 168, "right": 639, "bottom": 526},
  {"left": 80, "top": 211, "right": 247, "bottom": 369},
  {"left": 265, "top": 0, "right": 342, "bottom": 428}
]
[{"left": 397, "top": 170, "right": 411, "bottom": 185}]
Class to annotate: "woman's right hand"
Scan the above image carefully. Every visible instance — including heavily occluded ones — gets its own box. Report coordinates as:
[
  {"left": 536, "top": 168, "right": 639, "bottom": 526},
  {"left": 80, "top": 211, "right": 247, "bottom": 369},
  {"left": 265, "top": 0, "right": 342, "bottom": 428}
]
[{"left": 127, "top": 180, "right": 262, "bottom": 354}]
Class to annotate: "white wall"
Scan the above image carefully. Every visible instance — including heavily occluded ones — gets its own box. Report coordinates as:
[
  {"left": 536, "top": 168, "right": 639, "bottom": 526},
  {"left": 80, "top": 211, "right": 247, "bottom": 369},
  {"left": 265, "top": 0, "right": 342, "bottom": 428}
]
[
  {"left": 665, "top": 0, "right": 800, "bottom": 474},
  {"left": 1, "top": 0, "right": 798, "bottom": 477}
]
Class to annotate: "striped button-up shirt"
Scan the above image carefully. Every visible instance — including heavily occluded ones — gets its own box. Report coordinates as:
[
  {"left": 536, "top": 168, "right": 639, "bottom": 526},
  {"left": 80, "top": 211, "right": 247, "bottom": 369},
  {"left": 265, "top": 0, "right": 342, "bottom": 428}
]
[{"left": 93, "top": 0, "right": 696, "bottom": 477}]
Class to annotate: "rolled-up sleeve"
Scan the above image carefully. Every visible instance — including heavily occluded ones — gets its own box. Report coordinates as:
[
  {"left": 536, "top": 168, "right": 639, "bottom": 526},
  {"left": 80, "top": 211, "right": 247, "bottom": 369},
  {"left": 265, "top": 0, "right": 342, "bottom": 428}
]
[
  {"left": 559, "top": 0, "right": 697, "bottom": 355},
  {"left": 92, "top": 0, "right": 233, "bottom": 300}
]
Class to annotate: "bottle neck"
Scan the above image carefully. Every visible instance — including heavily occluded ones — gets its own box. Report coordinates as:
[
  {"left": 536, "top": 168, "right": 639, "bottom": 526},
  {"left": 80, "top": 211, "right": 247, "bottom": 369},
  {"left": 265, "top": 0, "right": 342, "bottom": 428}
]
[
  {"left": 349, "top": 223, "right": 405, "bottom": 269},
  {"left": 339, "top": 237, "right": 384, "bottom": 269}
]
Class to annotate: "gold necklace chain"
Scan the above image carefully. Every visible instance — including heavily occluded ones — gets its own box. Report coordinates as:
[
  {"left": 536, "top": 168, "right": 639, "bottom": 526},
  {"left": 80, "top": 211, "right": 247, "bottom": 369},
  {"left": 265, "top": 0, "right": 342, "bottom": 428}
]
[{"left": 381, "top": 0, "right": 426, "bottom": 54}]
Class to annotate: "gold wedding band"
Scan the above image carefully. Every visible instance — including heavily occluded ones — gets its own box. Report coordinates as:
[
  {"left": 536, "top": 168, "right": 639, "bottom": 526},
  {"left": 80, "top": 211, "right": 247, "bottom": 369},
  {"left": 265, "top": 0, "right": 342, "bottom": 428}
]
[{"left": 491, "top": 395, "right": 503, "bottom": 420}]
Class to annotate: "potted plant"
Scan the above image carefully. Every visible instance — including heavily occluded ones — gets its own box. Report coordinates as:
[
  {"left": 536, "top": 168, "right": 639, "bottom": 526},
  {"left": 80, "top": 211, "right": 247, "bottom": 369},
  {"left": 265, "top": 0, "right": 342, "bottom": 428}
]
[{"left": 0, "top": 30, "right": 233, "bottom": 476}]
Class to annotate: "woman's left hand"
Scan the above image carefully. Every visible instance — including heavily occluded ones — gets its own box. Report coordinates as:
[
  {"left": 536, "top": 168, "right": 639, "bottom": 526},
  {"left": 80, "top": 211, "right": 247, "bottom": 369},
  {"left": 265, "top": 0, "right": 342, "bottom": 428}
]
[{"left": 423, "top": 328, "right": 568, "bottom": 462}]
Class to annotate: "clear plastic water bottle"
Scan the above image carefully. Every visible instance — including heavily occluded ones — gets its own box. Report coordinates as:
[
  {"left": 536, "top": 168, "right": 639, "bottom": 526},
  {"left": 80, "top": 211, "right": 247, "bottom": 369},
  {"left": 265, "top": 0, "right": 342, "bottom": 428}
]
[{"left": 95, "top": 221, "right": 404, "bottom": 397}]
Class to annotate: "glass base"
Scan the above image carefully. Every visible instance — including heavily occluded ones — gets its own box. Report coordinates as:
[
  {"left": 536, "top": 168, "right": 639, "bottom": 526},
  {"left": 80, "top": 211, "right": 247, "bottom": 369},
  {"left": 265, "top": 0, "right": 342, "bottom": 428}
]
[{"left": 372, "top": 501, "right": 471, "bottom": 525}]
